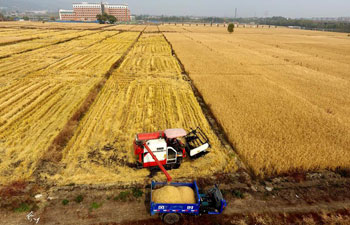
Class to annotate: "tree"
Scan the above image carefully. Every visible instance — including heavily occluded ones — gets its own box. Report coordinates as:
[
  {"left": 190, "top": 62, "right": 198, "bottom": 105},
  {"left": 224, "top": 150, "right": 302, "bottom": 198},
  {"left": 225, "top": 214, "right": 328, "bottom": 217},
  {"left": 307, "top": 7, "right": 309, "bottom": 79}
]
[
  {"left": 228, "top": 23, "right": 234, "bottom": 33},
  {"left": 23, "top": 16, "right": 29, "bottom": 21},
  {"left": 96, "top": 14, "right": 104, "bottom": 24},
  {"left": 0, "top": 12, "right": 5, "bottom": 21},
  {"left": 97, "top": 13, "right": 116, "bottom": 24},
  {"left": 107, "top": 15, "right": 116, "bottom": 24}
]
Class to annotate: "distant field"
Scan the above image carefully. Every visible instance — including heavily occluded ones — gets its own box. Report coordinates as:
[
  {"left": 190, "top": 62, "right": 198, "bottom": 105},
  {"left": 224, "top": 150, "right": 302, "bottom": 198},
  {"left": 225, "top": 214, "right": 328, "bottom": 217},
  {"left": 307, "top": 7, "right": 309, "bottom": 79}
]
[
  {"left": 0, "top": 21, "right": 111, "bottom": 30},
  {"left": 163, "top": 24, "right": 350, "bottom": 176}
]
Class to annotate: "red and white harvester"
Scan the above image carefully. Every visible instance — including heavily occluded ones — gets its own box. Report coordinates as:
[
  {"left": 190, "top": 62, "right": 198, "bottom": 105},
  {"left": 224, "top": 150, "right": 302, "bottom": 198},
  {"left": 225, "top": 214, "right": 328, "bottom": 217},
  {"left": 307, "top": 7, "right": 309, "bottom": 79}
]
[{"left": 134, "top": 127, "right": 210, "bottom": 181}]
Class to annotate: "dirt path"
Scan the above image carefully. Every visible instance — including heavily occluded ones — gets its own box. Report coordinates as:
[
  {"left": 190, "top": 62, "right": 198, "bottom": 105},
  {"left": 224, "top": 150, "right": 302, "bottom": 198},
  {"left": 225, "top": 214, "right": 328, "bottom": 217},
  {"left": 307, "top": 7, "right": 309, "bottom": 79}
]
[{"left": 2, "top": 174, "right": 350, "bottom": 225}]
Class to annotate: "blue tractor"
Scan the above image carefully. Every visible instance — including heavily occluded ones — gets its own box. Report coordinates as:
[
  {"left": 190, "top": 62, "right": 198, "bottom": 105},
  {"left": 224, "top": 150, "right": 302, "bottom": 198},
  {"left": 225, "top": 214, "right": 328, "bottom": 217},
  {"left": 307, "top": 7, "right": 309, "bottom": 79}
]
[{"left": 150, "top": 181, "right": 227, "bottom": 224}]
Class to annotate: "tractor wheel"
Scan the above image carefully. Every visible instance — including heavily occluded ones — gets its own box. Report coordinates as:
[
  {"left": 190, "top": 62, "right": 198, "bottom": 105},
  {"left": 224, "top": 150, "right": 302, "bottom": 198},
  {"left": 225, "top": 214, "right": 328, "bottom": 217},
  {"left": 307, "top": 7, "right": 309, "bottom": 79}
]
[{"left": 162, "top": 213, "right": 180, "bottom": 224}]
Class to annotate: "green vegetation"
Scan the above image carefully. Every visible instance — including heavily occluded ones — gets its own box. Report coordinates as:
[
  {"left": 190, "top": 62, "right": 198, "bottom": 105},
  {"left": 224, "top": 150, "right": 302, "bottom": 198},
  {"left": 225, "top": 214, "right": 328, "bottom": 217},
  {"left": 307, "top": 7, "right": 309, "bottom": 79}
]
[
  {"left": 135, "top": 15, "right": 350, "bottom": 33},
  {"left": 113, "top": 191, "right": 130, "bottom": 202},
  {"left": 74, "top": 195, "right": 84, "bottom": 203},
  {"left": 62, "top": 199, "right": 69, "bottom": 205},
  {"left": 96, "top": 13, "right": 117, "bottom": 24},
  {"left": 132, "top": 187, "right": 143, "bottom": 198},
  {"left": 228, "top": 23, "right": 234, "bottom": 33},
  {"left": 233, "top": 190, "right": 244, "bottom": 199},
  {"left": 14, "top": 203, "right": 30, "bottom": 212},
  {"left": 257, "top": 17, "right": 350, "bottom": 33},
  {"left": 0, "top": 12, "right": 15, "bottom": 21},
  {"left": 90, "top": 202, "right": 102, "bottom": 210}
]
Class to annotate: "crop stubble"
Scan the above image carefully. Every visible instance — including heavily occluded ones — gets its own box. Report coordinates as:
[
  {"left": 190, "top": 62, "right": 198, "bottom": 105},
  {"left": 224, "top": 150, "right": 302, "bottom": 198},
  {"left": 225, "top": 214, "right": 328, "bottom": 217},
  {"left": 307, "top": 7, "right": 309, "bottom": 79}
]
[{"left": 0, "top": 30, "right": 140, "bottom": 184}]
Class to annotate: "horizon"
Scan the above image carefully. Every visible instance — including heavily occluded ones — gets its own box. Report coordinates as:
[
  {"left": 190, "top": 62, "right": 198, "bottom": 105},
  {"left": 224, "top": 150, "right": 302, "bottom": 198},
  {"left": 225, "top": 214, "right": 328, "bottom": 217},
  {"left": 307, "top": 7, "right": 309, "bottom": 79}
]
[{"left": 0, "top": 0, "right": 350, "bottom": 18}]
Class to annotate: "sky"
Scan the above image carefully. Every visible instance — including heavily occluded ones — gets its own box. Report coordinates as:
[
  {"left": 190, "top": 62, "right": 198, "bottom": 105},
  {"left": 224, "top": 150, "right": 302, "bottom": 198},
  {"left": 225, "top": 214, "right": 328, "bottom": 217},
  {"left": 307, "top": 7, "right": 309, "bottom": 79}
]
[
  {"left": 124, "top": 0, "right": 350, "bottom": 18},
  {"left": 1, "top": 0, "right": 350, "bottom": 18}
]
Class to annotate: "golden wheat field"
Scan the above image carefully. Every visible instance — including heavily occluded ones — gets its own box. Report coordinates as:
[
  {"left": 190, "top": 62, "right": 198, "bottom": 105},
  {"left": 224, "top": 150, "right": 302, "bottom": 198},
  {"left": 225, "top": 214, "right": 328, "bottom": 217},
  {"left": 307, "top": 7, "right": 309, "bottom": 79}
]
[
  {"left": 49, "top": 33, "right": 235, "bottom": 185},
  {"left": 163, "top": 24, "right": 350, "bottom": 177},
  {"left": 0, "top": 26, "right": 141, "bottom": 184},
  {"left": 0, "top": 23, "right": 236, "bottom": 185},
  {"left": 1, "top": 22, "right": 349, "bottom": 185}
]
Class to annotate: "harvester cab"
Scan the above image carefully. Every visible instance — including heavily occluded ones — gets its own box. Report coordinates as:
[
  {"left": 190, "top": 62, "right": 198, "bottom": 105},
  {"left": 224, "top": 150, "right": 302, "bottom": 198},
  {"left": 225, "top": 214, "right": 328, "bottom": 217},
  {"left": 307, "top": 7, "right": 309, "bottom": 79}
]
[{"left": 133, "top": 127, "right": 210, "bottom": 177}]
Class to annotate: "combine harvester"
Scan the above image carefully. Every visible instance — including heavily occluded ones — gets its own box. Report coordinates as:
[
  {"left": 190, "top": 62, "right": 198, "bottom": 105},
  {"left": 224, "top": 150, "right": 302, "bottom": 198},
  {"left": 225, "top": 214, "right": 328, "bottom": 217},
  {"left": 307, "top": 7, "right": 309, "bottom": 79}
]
[{"left": 134, "top": 127, "right": 210, "bottom": 181}]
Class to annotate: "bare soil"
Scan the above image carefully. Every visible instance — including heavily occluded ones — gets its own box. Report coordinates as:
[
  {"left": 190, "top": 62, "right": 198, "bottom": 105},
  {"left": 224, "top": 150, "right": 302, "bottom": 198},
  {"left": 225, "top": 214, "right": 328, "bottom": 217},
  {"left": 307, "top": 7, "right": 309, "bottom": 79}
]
[{"left": 1, "top": 171, "right": 350, "bottom": 225}]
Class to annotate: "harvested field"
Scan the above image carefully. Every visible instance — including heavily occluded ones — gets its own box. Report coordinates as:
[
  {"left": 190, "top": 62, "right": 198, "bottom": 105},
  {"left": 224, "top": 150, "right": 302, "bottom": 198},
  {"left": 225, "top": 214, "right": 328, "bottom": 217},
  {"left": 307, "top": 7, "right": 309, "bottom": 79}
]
[
  {"left": 0, "top": 28, "right": 62, "bottom": 45},
  {"left": 163, "top": 25, "right": 350, "bottom": 177},
  {"left": 48, "top": 33, "right": 236, "bottom": 185},
  {"left": 0, "top": 29, "right": 140, "bottom": 184},
  {"left": 129, "top": 25, "right": 148, "bottom": 32},
  {"left": 0, "top": 29, "right": 96, "bottom": 58},
  {"left": 144, "top": 25, "right": 160, "bottom": 33},
  {"left": 0, "top": 31, "right": 126, "bottom": 85},
  {"left": 2, "top": 22, "right": 349, "bottom": 184}
]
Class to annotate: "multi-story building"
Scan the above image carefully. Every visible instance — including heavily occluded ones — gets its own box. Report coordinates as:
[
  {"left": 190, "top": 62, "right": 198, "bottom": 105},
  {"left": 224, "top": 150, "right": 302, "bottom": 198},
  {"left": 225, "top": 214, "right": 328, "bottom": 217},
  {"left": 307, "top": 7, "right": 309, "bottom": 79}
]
[
  {"left": 59, "top": 2, "right": 131, "bottom": 22},
  {"left": 104, "top": 4, "right": 130, "bottom": 22},
  {"left": 73, "top": 2, "right": 102, "bottom": 21},
  {"left": 59, "top": 9, "right": 76, "bottom": 21}
]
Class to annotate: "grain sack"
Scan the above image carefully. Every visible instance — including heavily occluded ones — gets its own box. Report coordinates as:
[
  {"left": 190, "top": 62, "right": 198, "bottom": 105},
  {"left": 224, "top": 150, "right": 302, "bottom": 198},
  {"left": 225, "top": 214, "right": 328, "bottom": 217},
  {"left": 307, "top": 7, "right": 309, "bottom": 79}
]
[{"left": 152, "top": 185, "right": 196, "bottom": 204}]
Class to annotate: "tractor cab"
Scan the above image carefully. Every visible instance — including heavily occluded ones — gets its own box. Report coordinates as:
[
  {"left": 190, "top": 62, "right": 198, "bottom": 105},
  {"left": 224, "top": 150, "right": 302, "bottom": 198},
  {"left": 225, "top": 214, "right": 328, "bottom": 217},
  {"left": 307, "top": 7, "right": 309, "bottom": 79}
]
[{"left": 199, "top": 184, "right": 227, "bottom": 214}]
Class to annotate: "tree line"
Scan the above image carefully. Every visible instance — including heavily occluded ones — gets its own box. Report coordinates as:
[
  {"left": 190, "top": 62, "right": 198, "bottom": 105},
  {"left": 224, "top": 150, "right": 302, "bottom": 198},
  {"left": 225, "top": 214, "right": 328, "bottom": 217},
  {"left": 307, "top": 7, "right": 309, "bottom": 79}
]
[
  {"left": 249, "top": 17, "right": 350, "bottom": 33},
  {"left": 136, "top": 15, "right": 350, "bottom": 33}
]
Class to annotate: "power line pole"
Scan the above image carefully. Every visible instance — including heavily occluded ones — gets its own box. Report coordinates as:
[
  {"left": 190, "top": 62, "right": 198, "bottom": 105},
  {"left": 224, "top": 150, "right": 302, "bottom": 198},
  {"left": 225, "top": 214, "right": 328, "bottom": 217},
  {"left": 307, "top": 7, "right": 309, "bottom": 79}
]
[{"left": 235, "top": 8, "right": 237, "bottom": 18}]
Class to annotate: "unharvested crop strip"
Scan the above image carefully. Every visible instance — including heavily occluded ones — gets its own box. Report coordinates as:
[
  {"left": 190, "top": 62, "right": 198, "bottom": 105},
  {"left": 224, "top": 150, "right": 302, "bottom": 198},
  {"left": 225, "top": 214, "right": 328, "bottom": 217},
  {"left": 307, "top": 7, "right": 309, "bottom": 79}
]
[
  {"left": 35, "top": 29, "right": 146, "bottom": 181},
  {"left": 161, "top": 32, "right": 249, "bottom": 174}
]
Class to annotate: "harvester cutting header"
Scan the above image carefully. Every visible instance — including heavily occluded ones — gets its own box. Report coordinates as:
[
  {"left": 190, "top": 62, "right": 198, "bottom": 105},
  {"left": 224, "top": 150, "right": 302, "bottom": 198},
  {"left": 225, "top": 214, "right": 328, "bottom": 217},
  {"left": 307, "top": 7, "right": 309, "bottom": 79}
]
[{"left": 134, "top": 127, "right": 210, "bottom": 181}]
